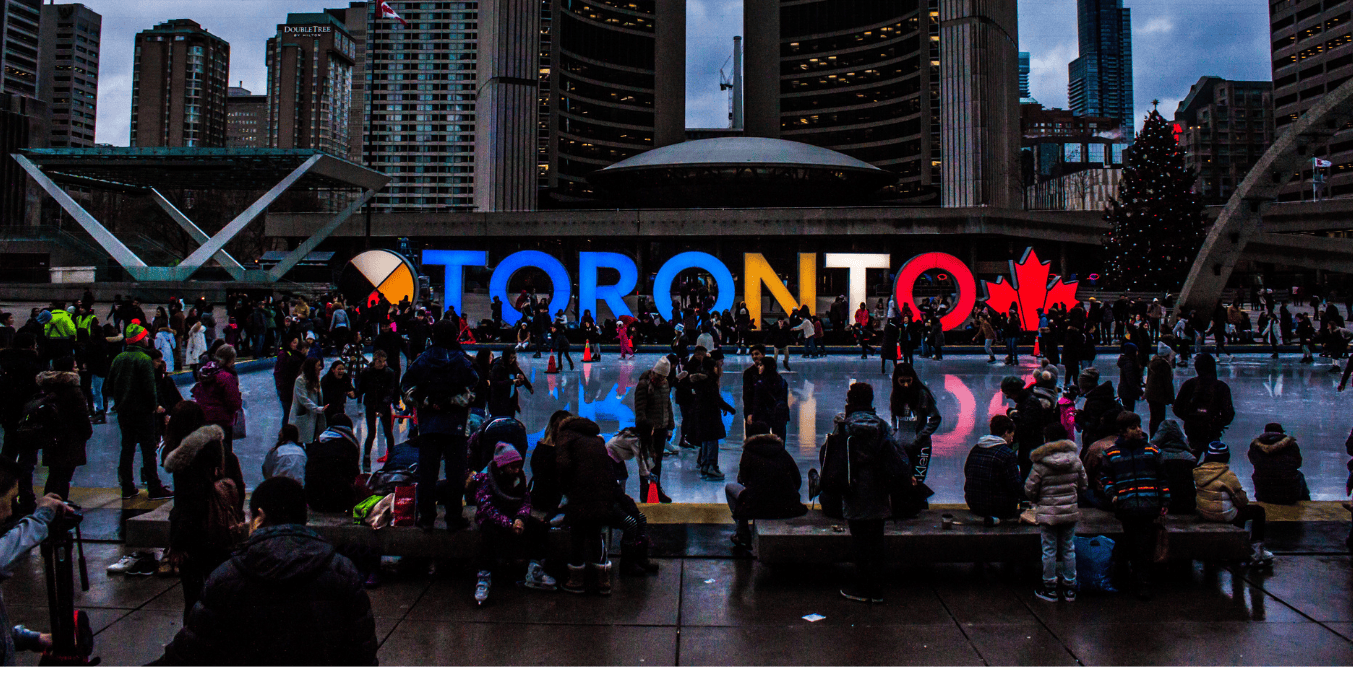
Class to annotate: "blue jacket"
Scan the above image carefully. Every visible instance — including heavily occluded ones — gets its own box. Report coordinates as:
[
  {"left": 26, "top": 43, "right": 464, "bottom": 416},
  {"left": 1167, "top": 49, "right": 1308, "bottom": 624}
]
[
  {"left": 401, "top": 343, "right": 478, "bottom": 437},
  {"left": 1103, "top": 436, "right": 1169, "bottom": 516}
]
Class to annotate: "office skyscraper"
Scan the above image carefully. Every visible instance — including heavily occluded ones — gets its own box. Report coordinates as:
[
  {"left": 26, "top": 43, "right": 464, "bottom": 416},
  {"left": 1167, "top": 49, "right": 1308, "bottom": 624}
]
[
  {"left": 1270, "top": 1, "right": 1353, "bottom": 200},
  {"left": 38, "top": 3, "right": 100, "bottom": 149},
  {"left": 1, "top": 0, "right": 41, "bottom": 98},
  {"left": 1068, "top": 0, "right": 1134, "bottom": 140},
  {"left": 265, "top": 13, "right": 356, "bottom": 157},
  {"left": 227, "top": 86, "right": 267, "bottom": 148},
  {"left": 130, "top": 19, "right": 230, "bottom": 148},
  {"left": 1019, "top": 51, "right": 1033, "bottom": 102}
]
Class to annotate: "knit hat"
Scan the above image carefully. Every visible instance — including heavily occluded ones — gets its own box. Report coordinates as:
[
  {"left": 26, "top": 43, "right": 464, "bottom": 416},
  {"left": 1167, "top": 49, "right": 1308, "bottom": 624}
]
[
  {"left": 1202, "top": 441, "right": 1230, "bottom": 465},
  {"left": 492, "top": 443, "right": 523, "bottom": 467},
  {"left": 1077, "top": 367, "right": 1100, "bottom": 393},
  {"left": 124, "top": 319, "right": 149, "bottom": 344},
  {"left": 1264, "top": 422, "right": 1285, "bottom": 434},
  {"left": 36, "top": 310, "right": 52, "bottom": 325},
  {"left": 1000, "top": 376, "right": 1025, "bottom": 396},
  {"left": 1157, "top": 342, "right": 1173, "bottom": 358},
  {"left": 653, "top": 356, "right": 671, "bottom": 377},
  {"left": 1034, "top": 369, "right": 1057, "bottom": 387}
]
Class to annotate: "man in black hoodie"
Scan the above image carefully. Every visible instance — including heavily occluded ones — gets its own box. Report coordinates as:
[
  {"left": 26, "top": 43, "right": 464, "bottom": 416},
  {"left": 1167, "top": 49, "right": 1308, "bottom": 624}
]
[
  {"left": 157, "top": 477, "right": 378, "bottom": 666},
  {"left": 1172, "top": 353, "right": 1235, "bottom": 458},
  {"left": 402, "top": 320, "right": 479, "bottom": 532}
]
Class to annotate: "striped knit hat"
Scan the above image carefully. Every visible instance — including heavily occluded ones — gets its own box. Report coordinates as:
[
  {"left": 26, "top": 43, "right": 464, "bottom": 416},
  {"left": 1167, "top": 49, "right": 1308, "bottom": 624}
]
[{"left": 124, "top": 319, "right": 149, "bottom": 344}]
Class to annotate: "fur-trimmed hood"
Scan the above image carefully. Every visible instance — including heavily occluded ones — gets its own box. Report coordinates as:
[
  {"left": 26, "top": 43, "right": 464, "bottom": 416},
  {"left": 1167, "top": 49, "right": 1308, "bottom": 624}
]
[
  {"left": 36, "top": 370, "right": 80, "bottom": 391},
  {"left": 163, "top": 425, "right": 225, "bottom": 473},
  {"left": 1251, "top": 433, "right": 1296, "bottom": 454},
  {"left": 1030, "top": 439, "right": 1079, "bottom": 466}
]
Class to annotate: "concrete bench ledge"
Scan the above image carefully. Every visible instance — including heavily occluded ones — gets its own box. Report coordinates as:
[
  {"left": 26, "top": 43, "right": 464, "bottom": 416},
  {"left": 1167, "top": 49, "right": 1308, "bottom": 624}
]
[{"left": 751, "top": 508, "right": 1251, "bottom": 566}]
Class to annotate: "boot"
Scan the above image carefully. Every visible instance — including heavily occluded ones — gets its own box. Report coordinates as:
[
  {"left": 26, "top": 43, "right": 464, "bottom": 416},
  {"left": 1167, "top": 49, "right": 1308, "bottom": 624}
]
[
  {"left": 634, "top": 539, "right": 660, "bottom": 574},
  {"left": 1251, "top": 542, "right": 1275, "bottom": 567},
  {"left": 657, "top": 484, "right": 673, "bottom": 504},
  {"left": 474, "top": 570, "right": 491, "bottom": 606},
  {"left": 563, "top": 564, "right": 587, "bottom": 594},
  {"left": 590, "top": 561, "right": 613, "bottom": 596},
  {"left": 619, "top": 542, "right": 647, "bottom": 577},
  {"left": 638, "top": 476, "right": 651, "bottom": 504},
  {"left": 523, "top": 560, "right": 557, "bottom": 590}
]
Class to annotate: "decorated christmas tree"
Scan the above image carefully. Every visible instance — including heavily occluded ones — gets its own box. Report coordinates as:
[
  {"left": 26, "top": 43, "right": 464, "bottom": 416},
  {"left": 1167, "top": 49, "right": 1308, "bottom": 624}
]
[{"left": 1103, "top": 105, "right": 1206, "bottom": 292}]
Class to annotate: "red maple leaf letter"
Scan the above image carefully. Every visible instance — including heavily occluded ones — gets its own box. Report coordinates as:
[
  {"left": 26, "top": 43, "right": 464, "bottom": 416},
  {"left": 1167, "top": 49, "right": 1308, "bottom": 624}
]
[{"left": 982, "top": 248, "right": 1079, "bottom": 331}]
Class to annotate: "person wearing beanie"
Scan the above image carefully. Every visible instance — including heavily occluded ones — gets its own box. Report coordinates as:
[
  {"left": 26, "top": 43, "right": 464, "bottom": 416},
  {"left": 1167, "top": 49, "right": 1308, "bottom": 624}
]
[
  {"left": 633, "top": 356, "right": 675, "bottom": 503},
  {"left": 1102, "top": 412, "right": 1169, "bottom": 599},
  {"left": 1144, "top": 343, "right": 1176, "bottom": 437},
  {"left": 104, "top": 319, "right": 172, "bottom": 500},
  {"left": 1247, "top": 422, "right": 1310, "bottom": 505},
  {"left": 1151, "top": 420, "right": 1197, "bottom": 515},
  {"left": 468, "top": 446, "right": 557, "bottom": 604},
  {"left": 1195, "top": 441, "right": 1274, "bottom": 567},
  {"left": 1172, "top": 353, "right": 1235, "bottom": 458},
  {"left": 191, "top": 344, "right": 243, "bottom": 457},
  {"left": 401, "top": 318, "right": 480, "bottom": 532},
  {"left": 832, "top": 382, "right": 906, "bottom": 603},
  {"left": 1000, "top": 371, "right": 1055, "bottom": 479}
]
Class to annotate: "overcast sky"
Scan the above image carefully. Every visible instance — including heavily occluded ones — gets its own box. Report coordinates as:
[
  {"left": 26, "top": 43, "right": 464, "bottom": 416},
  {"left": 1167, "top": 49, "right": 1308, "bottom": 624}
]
[{"left": 77, "top": 0, "right": 1273, "bottom": 146}]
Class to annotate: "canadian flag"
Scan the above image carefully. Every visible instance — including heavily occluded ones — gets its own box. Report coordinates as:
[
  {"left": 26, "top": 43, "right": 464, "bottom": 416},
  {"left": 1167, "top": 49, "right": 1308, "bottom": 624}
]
[
  {"left": 379, "top": 1, "right": 409, "bottom": 27},
  {"left": 1315, "top": 157, "right": 1334, "bottom": 168}
]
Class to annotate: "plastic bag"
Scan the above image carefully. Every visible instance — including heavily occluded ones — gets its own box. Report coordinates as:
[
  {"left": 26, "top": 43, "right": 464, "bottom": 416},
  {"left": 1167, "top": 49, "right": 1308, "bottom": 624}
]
[{"left": 1074, "top": 535, "right": 1119, "bottom": 594}]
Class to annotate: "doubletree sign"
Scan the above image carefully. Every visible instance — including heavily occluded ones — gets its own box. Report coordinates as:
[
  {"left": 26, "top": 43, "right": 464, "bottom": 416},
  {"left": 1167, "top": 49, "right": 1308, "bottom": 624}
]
[{"left": 421, "top": 247, "right": 1074, "bottom": 331}]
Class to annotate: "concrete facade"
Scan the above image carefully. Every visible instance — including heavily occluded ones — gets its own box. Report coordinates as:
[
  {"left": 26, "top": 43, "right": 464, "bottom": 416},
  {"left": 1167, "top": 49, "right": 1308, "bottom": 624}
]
[
  {"left": 37, "top": 3, "right": 99, "bottom": 149},
  {"left": 1269, "top": 0, "right": 1353, "bottom": 200},
  {"left": 226, "top": 86, "right": 267, "bottom": 148},
  {"left": 939, "top": 0, "right": 1020, "bottom": 208},
  {"left": 1174, "top": 77, "right": 1275, "bottom": 204},
  {"left": 0, "top": 0, "right": 41, "bottom": 98},
  {"left": 474, "top": 0, "right": 540, "bottom": 212},
  {"left": 265, "top": 13, "right": 356, "bottom": 157},
  {"left": 130, "top": 19, "right": 230, "bottom": 148}
]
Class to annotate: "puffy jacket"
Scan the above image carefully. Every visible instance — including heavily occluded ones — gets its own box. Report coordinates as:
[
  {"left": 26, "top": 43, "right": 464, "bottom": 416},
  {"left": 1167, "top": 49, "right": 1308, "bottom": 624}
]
[
  {"left": 42, "top": 309, "right": 76, "bottom": 340},
  {"left": 734, "top": 433, "right": 807, "bottom": 519},
  {"left": 1193, "top": 462, "right": 1248, "bottom": 522},
  {"left": 555, "top": 417, "right": 618, "bottom": 523},
  {"left": 683, "top": 367, "right": 735, "bottom": 444},
  {"left": 1102, "top": 437, "right": 1169, "bottom": 516},
  {"left": 1248, "top": 432, "right": 1308, "bottom": 505},
  {"left": 1024, "top": 440, "right": 1088, "bottom": 525},
  {"left": 402, "top": 343, "right": 478, "bottom": 436},
  {"left": 158, "top": 524, "right": 378, "bottom": 666},
  {"left": 163, "top": 425, "right": 245, "bottom": 556},
  {"left": 1076, "top": 382, "right": 1121, "bottom": 446},
  {"left": 192, "top": 360, "right": 242, "bottom": 427},
  {"left": 964, "top": 436, "right": 1024, "bottom": 518},
  {"left": 633, "top": 370, "right": 673, "bottom": 431},
  {"left": 35, "top": 371, "right": 92, "bottom": 467},
  {"left": 1151, "top": 420, "right": 1198, "bottom": 514},
  {"left": 305, "top": 425, "right": 360, "bottom": 513}
]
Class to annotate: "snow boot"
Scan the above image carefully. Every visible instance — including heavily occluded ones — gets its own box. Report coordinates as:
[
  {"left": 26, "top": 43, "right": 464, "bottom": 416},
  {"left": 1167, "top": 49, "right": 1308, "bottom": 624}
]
[
  {"left": 474, "top": 570, "right": 491, "bottom": 606},
  {"left": 591, "top": 561, "right": 613, "bottom": 596},
  {"left": 563, "top": 564, "right": 587, "bottom": 594}
]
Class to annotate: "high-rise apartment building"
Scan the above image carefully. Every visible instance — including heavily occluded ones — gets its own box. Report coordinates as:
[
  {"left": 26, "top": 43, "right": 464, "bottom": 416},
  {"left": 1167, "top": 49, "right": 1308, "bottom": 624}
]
[
  {"left": 265, "top": 13, "right": 356, "bottom": 157},
  {"left": 1, "top": 0, "right": 41, "bottom": 98},
  {"left": 546, "top": 0, "right": 685, "bottom": 202},
  {"left": 1068, "top": 0, "right": 1134, "bottom": 140},
  {"left": 334, "top": 3, "right": 367, "bottom": 165},
  {"left": 1175, "top": 76, "right": 1274, "bottom": 203},
  {"left": 130, "top": 19, "right": 230, "bottom": 148},
  {"left": 1019, "top": 51, "right": 1034, "bottom": 102},
  {"left": 1270, "top": 0, "right": 1353, "bottom": 200},
  {"left": 363, "top": 1, "right": 477, "bottom": 210},
  {"left": 939, "top": 0, "right": 1020, "bottom": 208},
  {"left": 37, "top": 3, "right": 100, "bottom": 148},
  {"left": 227, "top": 86, "right": 267, "bottom": 148}
]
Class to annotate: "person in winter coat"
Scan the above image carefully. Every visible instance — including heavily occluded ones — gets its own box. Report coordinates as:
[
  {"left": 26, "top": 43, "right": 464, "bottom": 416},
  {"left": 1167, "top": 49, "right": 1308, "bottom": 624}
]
[
  {"left": 1195, "top": 442, "right": 1274, "bottom": 566},
  {"left": 1144, "top": 344, "right": 1175, "bottom": 437},
  {"left": 964, "top": 415, "right": 1025, "bottom": 523},
  {"left": 273, "top": 336, "right": 306, "bottom": 425},
  {"left": 402, "top": 320, "right": 480, "bottom": 532},
  {"left": 488, "top": 347, "right": 528, "bottom": 419},
  {"left": 154, "top": 327, "right": 177, "bottom": 374},
  {"left": 192, "top": 345, "right": 243, "bottom": 455},
  {"left": 680, "top": 349, "right": 736, "bottom": 480},
  {"left": 162, "top": 401, "right": 244, "bottom": 619},
  {"left": 1117, "top": 343, "right": 1144, "bottom": 412},
  {"left": 469, "top": 448, "right": 557, "bottom": 603},
  {"left": 1102, "top": 412, "right": 1169, "bottom": 599},
  {"left": 1024, "top": 426, "right": 1089, "bottom": 602},
  {"left": 106, "top": 322, "right": 173, "bottom": 500},
  {"left": 290, "top": 358, "right": 326, "bottom": 445},
  {"left": 355, "top": 350, "right": 399, "bottom": 471},
  {"left": 890, "top": 363, "right": 942, "bottom": 480},
  {"left": 0, "top": 334, "right": 42, "bottom": 481},
  {"left": 1248, "top": 423, "right": 1309, "bottom": 505},
  {"left": 554, "top": 416, "right": 618, "bottom": 594},
  {"left": 1001, "top": 370, "right": 1058, "bottom": 479},
  {"left": 185, "top": 322, "right": 207, "bottom": 372},
  {"left": 832, "top": 383, "right": 906, "bottom": 603},
  {"left": 633, "top": 357, "right": 674, "bottom": 503},
  {"left": 747, "top": 357, "right": 790, "bottom": 441},
  {"left": 725, "top": 421, "right": 807, "bottom": 549},
  {"left": 34, "top": 362, "right": 92, "bottom": 499},
  {"left": 304, "top": 414, "right": 360, "bottom": 513},
  {"left": 262, "top": 424, "right": 306, "bottom": 483},
  {"left": 528, "top": 410, "right": 572, "bottom": 517},
  {"left": 1075, "top": 368, "right": 1121, "bottom": 453},
  {"left": 1172, "top": 353, "right": 1235, "bottom": 457},
  {"left": 157, "top": 477, "right": 378, "bottom": 666},
  {"left": 1151, "top": 420, "right": 1197, "bottom": 515},
  {"left": 319, "top": 360, "right": 355, "bottom": 422}
]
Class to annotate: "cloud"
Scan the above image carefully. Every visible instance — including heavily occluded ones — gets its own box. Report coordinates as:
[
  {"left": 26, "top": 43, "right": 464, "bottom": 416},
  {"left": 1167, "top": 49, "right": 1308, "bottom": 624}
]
[{"left": 1139, "top": 16, "right": 1174, "bottom": 35}]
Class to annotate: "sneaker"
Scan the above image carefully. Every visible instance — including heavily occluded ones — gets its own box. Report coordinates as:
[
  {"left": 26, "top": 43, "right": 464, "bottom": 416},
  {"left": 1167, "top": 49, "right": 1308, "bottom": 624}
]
[
  {"left": 707, "top": 467, "right": 725, "bottom": 480},
  {"left": 1061, "top": 585, "right": 1078, "bottom": 602},
  {"left": 523, "top": 561, "right": 557, "bottom": 591},
  {"left": 474, "top": 570, "right": 491, "bottom": 605},
  {"left": 147, "top": 486, "right": 174, "bottom": 501},
  {"left": 1033, "top": 584, "right": 1059, "bottom": 602},
  {"left": 121, "top": 486, "right": 140, "bottom": 500},
  {"left": 108, "top": 552, "right": 157, "bottom": 576},
  {"left": 839, "top": 586, "right": 884, "bottom": 603}
]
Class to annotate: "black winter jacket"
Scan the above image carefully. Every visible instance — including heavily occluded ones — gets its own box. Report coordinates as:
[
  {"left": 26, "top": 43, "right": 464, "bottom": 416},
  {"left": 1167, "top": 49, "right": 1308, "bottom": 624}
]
[
  {"left": 159, "top": 524, "right": 378, "bottom": 666},
  {"left": 734, "top": 434, "right": 807, "bottom": 519},
  {"left": 1248, "top": 432, "right": 1308, "bottom": 505},
  {"left": 554, "top": 417, "right": 617, "bottom": 523}
]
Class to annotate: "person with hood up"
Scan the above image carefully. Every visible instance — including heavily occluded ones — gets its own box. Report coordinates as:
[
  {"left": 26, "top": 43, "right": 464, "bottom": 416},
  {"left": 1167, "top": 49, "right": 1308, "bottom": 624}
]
[
  {"left": 402, "top": 320, "right": 480, "bottom": 532},
  {"left": 1151, "top": 420, "right": 1197, "bottom": 515},
  {"left": 185, "top": 321, "right": 207, "bottom": 373},
  {"left": 1144, "top": 343, "right": 1175, "bottom": 437},
  {"left": 747, "top": 357, "right": 790, "bottom": 442},
  {"left": 1001, "top": 371, "right": 1059, "bottom": 479},
  {"left": 1195, "top": 442, "right": 1274, "bottom": 568},
  {"left": 633, "top": 357, "right": 674, "bottom": 503},
  {"left": 1117, "top": 343, "right": 1144, "bottom": 412},
  {"left": 1102, "top": 412, "right": 1170, "bottom": 599},
  {"left": 469, "top": 445, "right": 557, "bottom": 604},
  {"left": 1024, "top": 424, "right": 1089, "bottom": 602},
  {"left": 726, "top": 421, "right": 806, "bottom": 550},
  {"left": 192, "top": 345, "right": 243, "bottom": 455},
  {"left": 1075, "top": 367, "right": 1122, "bottom": 454},
  {"left": 554, "top": 416, "right": 618, "bottom": 595},
  {"left": 156, "top": 477, "right": 378, "bottom": 665},
  {"left": 33, "top": 358, "right": 92, "bottom": 499},
  {"left": 304, "top": 413, "right": 361, "bottom": 513},
  {"left": 833, "top": 383, "right": 907, "bottom": 603},
  {"left": 1172, "top": 353, "right": 1235, "bottom": 458},
  {"left": 890, "top": 363, "right": 942, "bottom": 481},
  {"left": 964, "top": 415, "right": 1025, "bottom": 525},
  {"left": 1247, "top": 422, "right": 1309, "bottom": 505}
]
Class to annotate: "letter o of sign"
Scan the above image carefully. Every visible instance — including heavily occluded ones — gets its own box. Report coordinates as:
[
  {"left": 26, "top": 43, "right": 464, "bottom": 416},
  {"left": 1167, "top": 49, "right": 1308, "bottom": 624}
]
[{"left": 893, "top": 252, "right": 977, "bottom": 331}]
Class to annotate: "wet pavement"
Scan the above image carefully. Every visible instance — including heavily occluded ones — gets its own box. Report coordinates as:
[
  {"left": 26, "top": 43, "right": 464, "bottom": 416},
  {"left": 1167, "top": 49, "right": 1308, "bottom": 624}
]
[{"left": 29, "top": 351, "right": 1353, "bottom": 504}]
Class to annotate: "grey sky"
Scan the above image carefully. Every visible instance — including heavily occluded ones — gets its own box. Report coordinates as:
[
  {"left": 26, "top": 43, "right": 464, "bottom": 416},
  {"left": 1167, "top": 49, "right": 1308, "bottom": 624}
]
[{"left": 79, "top": 0, "right": 1273, "bottom": 146}]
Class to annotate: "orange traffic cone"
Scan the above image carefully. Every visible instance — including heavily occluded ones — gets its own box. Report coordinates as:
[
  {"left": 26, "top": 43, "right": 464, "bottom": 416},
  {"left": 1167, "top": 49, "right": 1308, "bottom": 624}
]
[
  {"left": 546, "top": 351, "right": 559, "bottom": 374},
  {"left": 583, "top": 340, "right": 592, "bottom": 362},
  {"left": 1033, "top": 339, "right": 1042, "bottom": 358},
  {"left": 897, "top": 344, "right": 902, "bottom": 359}
]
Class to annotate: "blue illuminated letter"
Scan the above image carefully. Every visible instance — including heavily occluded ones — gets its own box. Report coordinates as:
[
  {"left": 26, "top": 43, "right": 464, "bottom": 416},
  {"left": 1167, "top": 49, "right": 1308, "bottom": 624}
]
[
  {"left": 422, "top": 250, "right": 486, "bottom": 315},
  {"left": 579, "top": 252, "right": 638, "bottom": 321},
  {"left": 489, "top": 251, "right": 572, "bottom": 325},
  {"left": 651, "top": 252, "right": 735, "bottom": 320}
]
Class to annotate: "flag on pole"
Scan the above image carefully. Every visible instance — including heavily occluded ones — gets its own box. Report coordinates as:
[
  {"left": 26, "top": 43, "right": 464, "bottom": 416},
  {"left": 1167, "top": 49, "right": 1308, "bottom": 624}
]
[
  {"left": 1314, "top": 157, "right": 1333, "bottom": 168},
  {"left": 379, "top": 1, "right": 409, "bottom": 27}
]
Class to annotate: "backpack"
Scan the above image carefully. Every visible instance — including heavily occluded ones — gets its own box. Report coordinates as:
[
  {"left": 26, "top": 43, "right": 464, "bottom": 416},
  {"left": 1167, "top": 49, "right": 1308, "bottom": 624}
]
[
  {"left": 467, "top": 416, "right": 528, "bottom": 472},
  {"left": 205, "top": 478, "right": 247, "bottom": 552},
  {"left": 13, "top": 393, "right": 60, "bottom": 451}
]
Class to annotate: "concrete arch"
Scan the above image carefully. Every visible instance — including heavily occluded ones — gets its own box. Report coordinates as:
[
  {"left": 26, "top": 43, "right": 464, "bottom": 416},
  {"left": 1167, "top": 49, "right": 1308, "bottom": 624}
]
[{"left": 1177, "top": 77, "right": 1353, "bottom": 320}]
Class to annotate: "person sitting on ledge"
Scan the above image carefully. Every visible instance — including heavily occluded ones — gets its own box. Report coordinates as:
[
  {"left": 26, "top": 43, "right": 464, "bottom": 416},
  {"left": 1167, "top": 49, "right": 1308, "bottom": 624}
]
[
  {"left": 964, "top": 415, "right": 1024, "bottom": 525},
  {"left": 726, "top": 421, "right": 807, "bottom": 551},
  {"left": 469, "top": 445, "right": 557, "bottom": 605}
]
